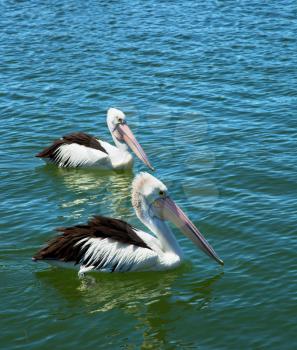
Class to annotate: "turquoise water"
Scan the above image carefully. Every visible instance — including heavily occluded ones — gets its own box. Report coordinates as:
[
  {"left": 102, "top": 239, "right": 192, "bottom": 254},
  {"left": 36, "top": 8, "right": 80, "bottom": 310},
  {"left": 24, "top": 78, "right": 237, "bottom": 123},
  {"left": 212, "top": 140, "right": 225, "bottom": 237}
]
[{"left": 1, "top": 0, "right": 296, "bottom": 349}]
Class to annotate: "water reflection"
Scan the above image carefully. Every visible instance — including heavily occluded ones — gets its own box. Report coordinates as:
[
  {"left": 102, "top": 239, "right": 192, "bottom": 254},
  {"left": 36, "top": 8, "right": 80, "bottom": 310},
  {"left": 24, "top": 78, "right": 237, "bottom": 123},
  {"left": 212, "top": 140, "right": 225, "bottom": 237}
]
[
  {"left": 35, "top": 268, "right": 182, "bottom": 311},
  {"left": 136, "top": 273, "right": 223, "bottom": 349},
  {"left": 56, "top": 167, "right": 132, "bottom": 194},
  {"left": 36, "top": 268, "right": 223, "bottom": 348},
  {"left": 35, "top": 165, "right": 134, "bottom": 219}
]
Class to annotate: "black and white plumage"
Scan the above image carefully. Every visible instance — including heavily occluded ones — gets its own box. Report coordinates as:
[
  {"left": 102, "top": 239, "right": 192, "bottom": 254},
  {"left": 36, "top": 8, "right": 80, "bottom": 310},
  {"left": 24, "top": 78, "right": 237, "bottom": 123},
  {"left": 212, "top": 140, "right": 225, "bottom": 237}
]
[
  {"left": 33, "top": 216, "right": 158, "bottom": 274},
  {"left": 36, "top": 132, "right": 109, "bottom": 168},
  {"left": 33, "top": 173, "right": 223, "bottom": 276},
  {"left": 36, "top": 108, "right": 154, "bottom": 171}
]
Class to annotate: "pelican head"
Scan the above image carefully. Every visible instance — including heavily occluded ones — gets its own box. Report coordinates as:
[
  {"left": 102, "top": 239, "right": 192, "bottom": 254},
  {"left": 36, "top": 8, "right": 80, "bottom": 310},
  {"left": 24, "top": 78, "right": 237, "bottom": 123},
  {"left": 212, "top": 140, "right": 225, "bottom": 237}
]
[
  {"left": 132, "top": 172, "right": 224, "bottom": 265},
  {"left": 107, "top": 108, "right": 154, "bottom": 171}
]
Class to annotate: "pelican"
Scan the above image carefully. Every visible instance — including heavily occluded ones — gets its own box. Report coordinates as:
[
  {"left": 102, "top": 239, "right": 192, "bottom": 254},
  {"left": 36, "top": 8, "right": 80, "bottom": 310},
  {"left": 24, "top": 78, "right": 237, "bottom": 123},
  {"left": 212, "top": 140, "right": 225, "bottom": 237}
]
[
  {"left": 33, "top": 173, "right": 223, "bottom": 276},
  {"left": 36, "top": 108, "right": 154, "bottom": 171}
]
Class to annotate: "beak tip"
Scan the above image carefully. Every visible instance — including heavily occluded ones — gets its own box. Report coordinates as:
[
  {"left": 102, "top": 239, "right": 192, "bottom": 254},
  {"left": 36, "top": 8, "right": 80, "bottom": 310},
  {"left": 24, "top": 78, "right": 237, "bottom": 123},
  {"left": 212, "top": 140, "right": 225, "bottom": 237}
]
[{"left": 218, "top": 259, "right": 224, "bottom": 266}]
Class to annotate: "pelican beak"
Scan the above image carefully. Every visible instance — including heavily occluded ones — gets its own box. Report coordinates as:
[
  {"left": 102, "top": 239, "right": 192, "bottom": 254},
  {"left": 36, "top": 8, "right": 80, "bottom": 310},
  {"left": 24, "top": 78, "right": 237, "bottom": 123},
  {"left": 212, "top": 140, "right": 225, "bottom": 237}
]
[
  {"left": 154, "top": 197, "right": 224, "bottom": 265},
  {"left": 116, "top": 123, "right": 154, "bottom": 171}
]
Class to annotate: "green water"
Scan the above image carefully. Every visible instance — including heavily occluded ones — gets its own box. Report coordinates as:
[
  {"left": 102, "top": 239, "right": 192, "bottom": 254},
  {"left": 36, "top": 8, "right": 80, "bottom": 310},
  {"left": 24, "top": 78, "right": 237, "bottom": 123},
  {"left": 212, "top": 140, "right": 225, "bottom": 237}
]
[{"left": 1, "top": 0, "right": 296, "bottom": 349}]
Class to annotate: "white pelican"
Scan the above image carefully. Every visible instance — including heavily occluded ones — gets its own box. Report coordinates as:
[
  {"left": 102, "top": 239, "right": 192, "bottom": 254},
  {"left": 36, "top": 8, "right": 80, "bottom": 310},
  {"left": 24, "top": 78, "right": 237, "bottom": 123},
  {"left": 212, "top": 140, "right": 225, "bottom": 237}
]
[
  {"left": 33, "top": 173, "right": 223, "bottom": 276},
  {"left": 36, "top": 108, "right": 154, "bottom": 171}
]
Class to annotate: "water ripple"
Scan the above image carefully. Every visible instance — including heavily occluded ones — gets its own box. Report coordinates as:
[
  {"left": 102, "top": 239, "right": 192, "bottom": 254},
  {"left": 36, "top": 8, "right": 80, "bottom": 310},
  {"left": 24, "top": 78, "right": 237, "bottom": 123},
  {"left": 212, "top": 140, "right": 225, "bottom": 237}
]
[{"left": 1, "top": 0, "right": 296, "bottom": 349}]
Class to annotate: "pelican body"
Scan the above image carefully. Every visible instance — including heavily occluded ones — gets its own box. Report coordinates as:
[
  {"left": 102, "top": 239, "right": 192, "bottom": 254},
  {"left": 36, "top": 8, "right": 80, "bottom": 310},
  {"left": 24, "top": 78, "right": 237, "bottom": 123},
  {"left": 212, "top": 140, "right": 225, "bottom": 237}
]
[
  {"left": 36, "top": 108, "right": 154, "bottom": 171},
  {"left": 33, "top": 173, "right": 223, "bottom": 276}
]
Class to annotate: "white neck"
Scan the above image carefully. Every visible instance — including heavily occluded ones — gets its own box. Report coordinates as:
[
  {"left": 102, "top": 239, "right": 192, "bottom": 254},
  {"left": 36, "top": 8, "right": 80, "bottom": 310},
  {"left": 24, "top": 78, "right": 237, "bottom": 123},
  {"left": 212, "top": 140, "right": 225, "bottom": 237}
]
[
  {"left": 112, "top": 134, "right": 129, "bottom": 152},
  {"left": 107, "top": 121, "right": 130, "bottom": 152},
  {"left": 142, "top": 215, "right": 183, "bottom": 257}
]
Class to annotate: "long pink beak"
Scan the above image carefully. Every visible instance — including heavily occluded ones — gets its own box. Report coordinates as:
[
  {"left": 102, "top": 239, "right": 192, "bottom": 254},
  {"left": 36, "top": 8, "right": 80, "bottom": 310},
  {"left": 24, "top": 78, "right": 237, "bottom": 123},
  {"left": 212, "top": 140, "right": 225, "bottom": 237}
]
[
  {"left": 116, "top": 123, "right": 154, "bottom": 171},
  {"left": 154, "top": 197, "right": 224, "bottom": 265}
]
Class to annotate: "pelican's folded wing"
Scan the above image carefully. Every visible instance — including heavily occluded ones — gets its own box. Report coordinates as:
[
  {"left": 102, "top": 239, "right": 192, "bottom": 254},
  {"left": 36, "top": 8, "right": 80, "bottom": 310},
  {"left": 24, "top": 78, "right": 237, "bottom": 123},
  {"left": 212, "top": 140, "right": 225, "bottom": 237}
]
[
  {"left": 33, "top": 216, "right": 159, "bottom": 273},
  {"left": 36, "top": 132, "right": 109, "bottom": 167}
]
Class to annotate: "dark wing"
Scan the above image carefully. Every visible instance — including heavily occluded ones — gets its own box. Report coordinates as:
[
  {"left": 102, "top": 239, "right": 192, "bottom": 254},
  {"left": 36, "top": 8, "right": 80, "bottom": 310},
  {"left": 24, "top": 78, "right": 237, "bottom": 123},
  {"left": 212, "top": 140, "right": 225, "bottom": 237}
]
[
  {"left": 36, "top": 132, "right": 108, "bottom": 167},
  {"left": 33, "top": 216, "right": 152, "bottom": 266}
]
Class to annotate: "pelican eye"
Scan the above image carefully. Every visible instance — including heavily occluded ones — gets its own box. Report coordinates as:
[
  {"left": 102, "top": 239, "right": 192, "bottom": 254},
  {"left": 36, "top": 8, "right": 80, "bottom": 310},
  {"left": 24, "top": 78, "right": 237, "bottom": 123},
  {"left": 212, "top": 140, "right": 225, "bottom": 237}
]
[
  {"left": 118, "top": 118, "right": 123, "bottom": 123},
  {"left": 159, "top": 190, "right": 165, "bottom": 196}
]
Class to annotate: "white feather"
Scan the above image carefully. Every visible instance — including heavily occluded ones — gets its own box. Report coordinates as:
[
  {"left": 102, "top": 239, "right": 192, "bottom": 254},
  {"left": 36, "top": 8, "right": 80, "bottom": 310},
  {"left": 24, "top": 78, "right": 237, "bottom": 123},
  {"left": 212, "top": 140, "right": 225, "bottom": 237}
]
[
  {"left": 42, "top": 229, "right": 182, "bottom": 275},
  {"left": 53, "top": 140, "right": 133, "bottom": 170},
  {"left": 99, "top": 140, "right": 133, "bottom": 170},
  {"left": 79, "top": 237, "right": 159, "bottom": 272},
  {"left": 54, "top": 143, "right": 109, "bottom": 168},
  {"left": 133, "top": 229, "right": 163, "bottom": 255}
]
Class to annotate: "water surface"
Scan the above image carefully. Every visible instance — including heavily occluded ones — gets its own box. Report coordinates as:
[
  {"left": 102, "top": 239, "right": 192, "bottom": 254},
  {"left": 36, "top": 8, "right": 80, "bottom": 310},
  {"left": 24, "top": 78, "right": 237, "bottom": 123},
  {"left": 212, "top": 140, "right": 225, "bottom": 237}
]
[{"left": 1, "top": 0, "right": 296, "bottom": 349}]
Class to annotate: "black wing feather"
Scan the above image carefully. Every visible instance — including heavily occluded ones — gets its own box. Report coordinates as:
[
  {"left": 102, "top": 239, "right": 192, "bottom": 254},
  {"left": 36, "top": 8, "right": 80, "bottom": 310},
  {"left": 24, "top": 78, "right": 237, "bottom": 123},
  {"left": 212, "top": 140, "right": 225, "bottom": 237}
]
[
  {"left": 36, "top": 132, "right": 108, "bottom": 166},
  {"left": 33, "top": 216, "right": 151, "bottom": 265}
]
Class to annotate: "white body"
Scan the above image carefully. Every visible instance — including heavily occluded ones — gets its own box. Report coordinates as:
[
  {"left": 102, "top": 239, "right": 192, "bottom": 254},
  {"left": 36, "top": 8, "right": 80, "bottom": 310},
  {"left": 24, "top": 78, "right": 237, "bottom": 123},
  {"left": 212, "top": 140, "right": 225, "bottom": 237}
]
[
  {"left": 51, "top": 139, "right": 134, "bottom": 170},
  {"left": 45, "top": 229, "right": 182, "bottom": 275}
]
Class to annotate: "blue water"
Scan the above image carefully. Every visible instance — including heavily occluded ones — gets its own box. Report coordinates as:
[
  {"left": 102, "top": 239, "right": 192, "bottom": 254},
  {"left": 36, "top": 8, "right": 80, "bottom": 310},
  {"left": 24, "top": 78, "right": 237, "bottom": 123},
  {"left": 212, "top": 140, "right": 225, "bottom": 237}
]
[{"left": 1, "top": 1, "right": 296, "bottom": 349}]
